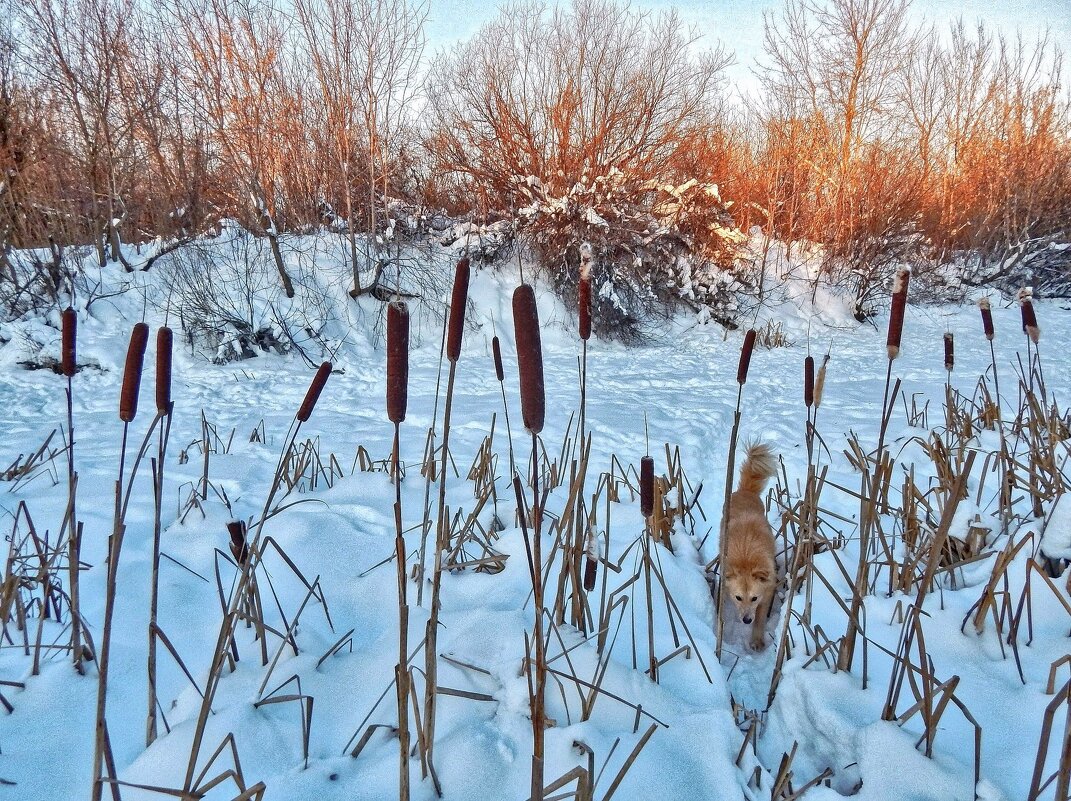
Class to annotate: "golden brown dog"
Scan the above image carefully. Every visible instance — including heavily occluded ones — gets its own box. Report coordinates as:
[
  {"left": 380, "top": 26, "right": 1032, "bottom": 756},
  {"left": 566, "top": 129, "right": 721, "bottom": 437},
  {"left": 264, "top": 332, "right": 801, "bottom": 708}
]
[{"left": 722, "top": 442, "right": 777, "bottom": 651}]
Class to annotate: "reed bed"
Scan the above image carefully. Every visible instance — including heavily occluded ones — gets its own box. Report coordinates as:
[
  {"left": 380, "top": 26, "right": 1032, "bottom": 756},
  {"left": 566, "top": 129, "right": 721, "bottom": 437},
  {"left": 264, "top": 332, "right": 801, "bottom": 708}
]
[{"left": 3, "top": 268, "right": 1071, "bottom": 801}]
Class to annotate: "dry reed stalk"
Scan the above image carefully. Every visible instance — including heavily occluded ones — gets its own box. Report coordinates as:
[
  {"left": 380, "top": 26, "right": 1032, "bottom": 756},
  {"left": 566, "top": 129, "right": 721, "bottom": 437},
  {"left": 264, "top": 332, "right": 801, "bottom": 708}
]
[
  {"left": 181, "top": 364, "right": 332, "bottom": 796},
  {"left": 421, "top": 257, "right": 469, "bottom": 789},
  {"left": 513, "top": 282, "right": 548, "bottom": 801},
  {"left": 716, "top": 329, "right": 756, "bottom": 659},
  {"left": 387, "top": 300, "right": 412, "bottom": 801},
  {"left": 814, "top": 353, "right": 829, "bottom": 410},
  {"left": 146, "top": 326, "right": 175, "bottom": 747}
]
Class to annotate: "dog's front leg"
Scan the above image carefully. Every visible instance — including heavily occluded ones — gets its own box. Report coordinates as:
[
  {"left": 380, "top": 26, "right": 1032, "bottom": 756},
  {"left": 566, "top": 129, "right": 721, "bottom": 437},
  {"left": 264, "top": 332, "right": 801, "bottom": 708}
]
[{"left": 750, "top": 597, "right": 771, "bottom": 651}]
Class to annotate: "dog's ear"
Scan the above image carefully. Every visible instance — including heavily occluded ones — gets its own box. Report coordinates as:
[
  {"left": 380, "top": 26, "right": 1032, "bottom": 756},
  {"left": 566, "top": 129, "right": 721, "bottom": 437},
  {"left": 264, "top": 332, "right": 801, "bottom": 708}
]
[{"left": 752, "top": 568, "right": 772, "bottom": 583}]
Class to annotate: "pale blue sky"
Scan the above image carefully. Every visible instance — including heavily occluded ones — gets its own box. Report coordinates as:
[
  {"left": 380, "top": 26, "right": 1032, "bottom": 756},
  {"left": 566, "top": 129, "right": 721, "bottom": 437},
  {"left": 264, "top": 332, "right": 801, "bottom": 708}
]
[{"left": 426, "top": 0, "right": 1071, "bottom": 93}]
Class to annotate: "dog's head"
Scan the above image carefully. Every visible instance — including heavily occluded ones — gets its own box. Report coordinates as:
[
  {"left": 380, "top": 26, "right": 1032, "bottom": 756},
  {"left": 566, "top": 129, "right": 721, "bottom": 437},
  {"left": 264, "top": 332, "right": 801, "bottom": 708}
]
[{"left": 724, "top": 567, "right": 772, "bottom": 625}]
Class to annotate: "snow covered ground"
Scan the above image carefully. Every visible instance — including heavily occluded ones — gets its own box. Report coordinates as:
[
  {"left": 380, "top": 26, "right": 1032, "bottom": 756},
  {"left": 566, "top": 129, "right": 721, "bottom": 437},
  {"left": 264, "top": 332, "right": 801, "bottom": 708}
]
[{"left": 0, "top": 240, "right": 1069, "bottom": 800}]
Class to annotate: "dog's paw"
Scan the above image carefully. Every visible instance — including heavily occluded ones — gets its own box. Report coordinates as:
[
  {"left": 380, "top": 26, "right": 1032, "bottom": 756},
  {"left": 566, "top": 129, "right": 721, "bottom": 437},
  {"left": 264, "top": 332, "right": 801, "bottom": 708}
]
[{"left": 748, "top": 638, "right": 767, "bottom": 653}]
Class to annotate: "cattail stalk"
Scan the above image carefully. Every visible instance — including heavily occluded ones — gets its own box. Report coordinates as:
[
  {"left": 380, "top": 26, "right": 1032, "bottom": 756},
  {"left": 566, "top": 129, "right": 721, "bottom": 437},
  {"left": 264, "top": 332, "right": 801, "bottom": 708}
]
[
  {"left": 1019, "top": 287, "right": 1040, "bottom": 343},
  {"left": 387, "top": 300, "right": 412, "bottom": 801},
  {"left": 716, "top": 330, "right": 756, "bottom": 659},
  {"left": 513, "top": 285, "right": 545, "bottom": 435},
  {"left": 446, "top": 257, "right": 470, "bottom": 362},
  {"left": 182, "top": 360, "right": 333, "bottom": 795},
  {"left": 147, "top": 326, "right": 175, "bottom": 747},
  {"left": 639, "top": 456, "right": 655, "bottom": 518},
  {"left": 639, "top": 454, "right": 658, "bottom": 679},
  {"left": 297, "top": 362, "right": 332, "bottom": 422},
  {"left": 119, "top": 323, "right": 149, "bottom": 423},
  {"left": 840, "top": 270, "right": 909, "bottom": 675},
  {"left": 61, "top": 307, "right": 83, "bottom": 675},
  {"left": 387, "top": 303, "right": 410, "bottom": 426},
  {"left": 804, "top": 354, "right": 816, "bottom": 462},
  {"left": 943, "top": 332, "right": 954, "bottom": 373},
  {"left": 886, "top": 268, "right": 910, "bottom": 361},
  {"left": 513, "top": 282, "right": 548, "bottom": 801},
  {"left": 62, "top": 307, "right": 77, "bottom": 377},
  {"left": 93, "top": 323, "right": 162, "bottom": 801},
  {"left": 422, "top": 258, "right": 470, "bottom": 784}
]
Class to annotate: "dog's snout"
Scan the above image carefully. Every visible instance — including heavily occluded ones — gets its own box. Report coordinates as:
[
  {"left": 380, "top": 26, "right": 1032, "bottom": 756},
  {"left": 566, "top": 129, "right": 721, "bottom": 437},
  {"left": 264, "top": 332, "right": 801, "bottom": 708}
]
[{"left": 742, "top": 615, "right": 752, "bottom": 624}]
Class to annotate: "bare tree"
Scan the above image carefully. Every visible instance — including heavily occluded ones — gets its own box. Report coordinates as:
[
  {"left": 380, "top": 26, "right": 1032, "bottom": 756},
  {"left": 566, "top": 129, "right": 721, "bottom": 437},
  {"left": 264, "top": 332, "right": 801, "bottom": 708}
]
[
  {"left": 19, "top": 0, "right": 140, "bottom": 264},
  {"left": 425, "top": 0, "right": 732, "bottom": 204},
  {"left": 295, "top": 0, "right": 427, "bottom": 298},
  {"left": 166, "top": 0, "right": 301, "bottom": 297}
]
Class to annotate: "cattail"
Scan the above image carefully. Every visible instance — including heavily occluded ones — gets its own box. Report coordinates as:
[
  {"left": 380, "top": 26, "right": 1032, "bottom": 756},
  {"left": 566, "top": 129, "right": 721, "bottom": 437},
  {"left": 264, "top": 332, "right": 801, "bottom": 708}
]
[
  {"left": 513, "top": 284, "right": 545, "bottom": 434},
  {"left": 119, "top": 323, "right": 149, "bottom": 423},
  {"left": 736, "top": 329, "right": 756, "bottom": 385},
  {"left": 583, "top": 555, "right": 597, "bottom": 591},
  {"left": 804, "top": 355, "right": 814, "bottom": 408},
  {"left": 1018, "top": 287, "right": 1040, "bottom": 343},
  {"left": 387, "top": 302, "right": 409, "bottom": 424},
  {"left": 886, "top": 267, "right": 910, "bottom": 360},
  {"left": 61, "top": 307, "right": 76, "bottom": 377},
  {"left": 979, "top": 297, "right": 994, "bottom": 341},
  {"left": 156, "top": 327, "right": 173, "bottom": 415},
  {"left": 578, "top": 277, "right": 592, "bottom": 341},
  {"left": 814, "top": 354, "right": 829, "bottom": 409},
  {"left": 943, "top": 332, "right": 954, "bottom": 372},
  {"left": 492, "top": 336, "right": 504, "bottom": 382},
  {"left": 446, "top": 257, "right": 471, "bottom": 362},
  {"left": 639, "top": 456, "right": 654, "bottom": 518},
  {"left": 297, "top": 361, "right": 332, "bottom": 422},
  {"left": 227, "top": 520, "right": 248, "bottom": 565}
]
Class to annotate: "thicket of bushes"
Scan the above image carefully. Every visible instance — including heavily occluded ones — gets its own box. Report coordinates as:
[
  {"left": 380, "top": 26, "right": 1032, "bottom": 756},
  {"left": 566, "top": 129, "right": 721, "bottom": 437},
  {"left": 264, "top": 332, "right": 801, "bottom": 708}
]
[{"left": 1, "top": 0, "right": 1068, "bottom": 341}]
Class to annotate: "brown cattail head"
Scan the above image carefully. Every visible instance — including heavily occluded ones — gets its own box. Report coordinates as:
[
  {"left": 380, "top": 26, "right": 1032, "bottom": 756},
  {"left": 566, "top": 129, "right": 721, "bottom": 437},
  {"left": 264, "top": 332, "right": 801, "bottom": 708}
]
[
  {"left": 156, "top": 326, "right": 173, "bottom": 415},
  {"left": 943, "top": 332, "right": 954, "bottom": 372},
  {"left": 492, "top": 335, "right": 504, "bottom": 382},
  {"left": 886, "top": 267, "right": 911, "bottom": 360},
  {"left": 512, "top": 284, "right": 545, "bottom": 434},
  {"left": 1018, "top": 287, "right": 1040, "bottom": 343},
  {"left": 578, "top": 276, "right": 592, "bottom": 341},
  {"left": 119, "top": 323, "right": 149, "bottom": 423},
  {"left": 227, "top": 520, "right": 249, "bottom": 565},
  {"left": 583, "top": 555, "right": 597, "bottom": 591},
  {"left": 737, "top": 328, "right": 756, "bottom": 385},
  {"left": 446, "top": 257, "right": 471, "bottom": 362},
  {"left": 387, "top": 302, "right": 409, "bottom": 424},
  {"left": 979, "top": 297, "right": 994, "bottom": 341},
  {"left": 814, "top": 354, "right": 829, "bottom": 409},
  {"left": 639, "top": 456, "right": 654, "bottom": 518},
  {"left": 804, "top": 355, "right": 814, "bottom": 407},
  {"left": 297, "top": 361, "right": 332, "bottom": 422},
  {"left": 61, "top": 307, "right": 77, "bottom": 377}
]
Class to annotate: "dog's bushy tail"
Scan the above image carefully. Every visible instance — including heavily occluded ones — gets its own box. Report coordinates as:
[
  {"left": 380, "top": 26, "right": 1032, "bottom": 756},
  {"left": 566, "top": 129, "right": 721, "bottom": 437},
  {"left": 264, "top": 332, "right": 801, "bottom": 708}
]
[{"left": 737, "top": 442, "right": 776, "bottom": 495}]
